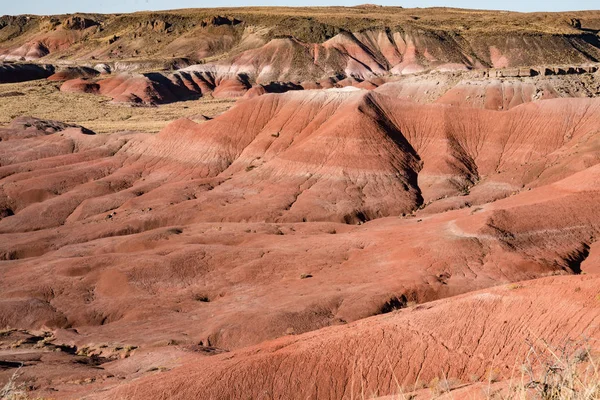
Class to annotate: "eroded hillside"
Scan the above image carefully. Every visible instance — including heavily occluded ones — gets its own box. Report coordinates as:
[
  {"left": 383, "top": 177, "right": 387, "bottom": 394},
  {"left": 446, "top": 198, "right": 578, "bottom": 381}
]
[{"left": 2, "top": 6, "right": 600, "bottom": 400}]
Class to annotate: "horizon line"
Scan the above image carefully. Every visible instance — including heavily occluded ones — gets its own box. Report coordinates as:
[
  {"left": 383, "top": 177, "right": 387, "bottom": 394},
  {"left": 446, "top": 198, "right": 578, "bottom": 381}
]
[{"left": 4, "top": 5, "right": 599, "bottom": 17}]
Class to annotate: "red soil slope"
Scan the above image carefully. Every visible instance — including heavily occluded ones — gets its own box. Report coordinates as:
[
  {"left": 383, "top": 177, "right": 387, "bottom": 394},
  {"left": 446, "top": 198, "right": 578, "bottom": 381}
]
[
  {"left": 5, "top": 8, "right": 600, "bottom": 399},
  {"left": 99, "top": 273, "right": 600, "bottom": 400},
  {"left": 2, "top": 80, "right": 600, "bottom": 398}
]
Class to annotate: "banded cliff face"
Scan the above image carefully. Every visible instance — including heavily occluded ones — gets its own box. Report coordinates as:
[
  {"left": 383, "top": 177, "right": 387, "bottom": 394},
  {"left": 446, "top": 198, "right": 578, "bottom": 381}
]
[
  {"left": 3, "top": 7, "right": 600, "bottom": 106},
  {"left": 1, "top": 8, "right": 600, "bottom": 76}
]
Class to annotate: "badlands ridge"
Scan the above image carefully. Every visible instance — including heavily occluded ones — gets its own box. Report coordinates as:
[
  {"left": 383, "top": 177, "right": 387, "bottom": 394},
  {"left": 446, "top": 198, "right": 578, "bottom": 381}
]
[{"left": 1, "top": 6, "right": 600, "bottom": 399}]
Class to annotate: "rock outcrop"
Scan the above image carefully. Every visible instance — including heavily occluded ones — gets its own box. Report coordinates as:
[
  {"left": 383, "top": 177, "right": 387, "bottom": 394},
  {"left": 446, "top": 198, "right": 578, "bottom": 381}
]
[{"left": 62, "top": 15, "right": 99, "bottom": 30}]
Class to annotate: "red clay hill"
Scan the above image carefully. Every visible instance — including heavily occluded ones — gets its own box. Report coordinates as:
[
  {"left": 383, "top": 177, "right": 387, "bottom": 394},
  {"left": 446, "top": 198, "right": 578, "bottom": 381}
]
[{"left": 2, "top": 6, "right": 600, "bottom": 400}]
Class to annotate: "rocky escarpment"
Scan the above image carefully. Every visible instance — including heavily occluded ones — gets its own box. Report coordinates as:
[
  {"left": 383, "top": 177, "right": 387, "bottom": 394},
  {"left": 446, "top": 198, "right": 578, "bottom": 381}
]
[
  {"left": 1, "top": 8, "right": 600, "bottom": 73},
  {"left": 2, "top": 8, "right": 600, "bottom": 97}
]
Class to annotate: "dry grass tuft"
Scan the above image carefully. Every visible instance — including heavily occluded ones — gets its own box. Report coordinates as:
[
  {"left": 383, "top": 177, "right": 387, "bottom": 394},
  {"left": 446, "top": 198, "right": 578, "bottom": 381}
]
[
  {"left": 0, "top": 366, "right": 27, "bottom": 400},
  {"left": 510, "top": 338, "right": 600, "bottom": 399},
  {"left": 478, "top": 337, "right": 600, "bottom": 400}
]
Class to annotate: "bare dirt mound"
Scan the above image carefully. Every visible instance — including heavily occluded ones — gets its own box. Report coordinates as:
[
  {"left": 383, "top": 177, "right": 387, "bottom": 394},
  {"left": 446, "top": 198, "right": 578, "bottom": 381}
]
[
  {"left": 0, "top": 116, "right": 95, "bottom": 140},
  {"left": 59, "top": 70, "right": 387, "bottom": 105},
  {"left": 47, "top": 66, "right": 99, "bottom": 81}
]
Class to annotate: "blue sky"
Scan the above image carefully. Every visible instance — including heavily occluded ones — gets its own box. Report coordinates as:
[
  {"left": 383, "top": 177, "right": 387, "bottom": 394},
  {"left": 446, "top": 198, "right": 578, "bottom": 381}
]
[{"left": 2, "top": 0, "right": 598, "bottom": 15}]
